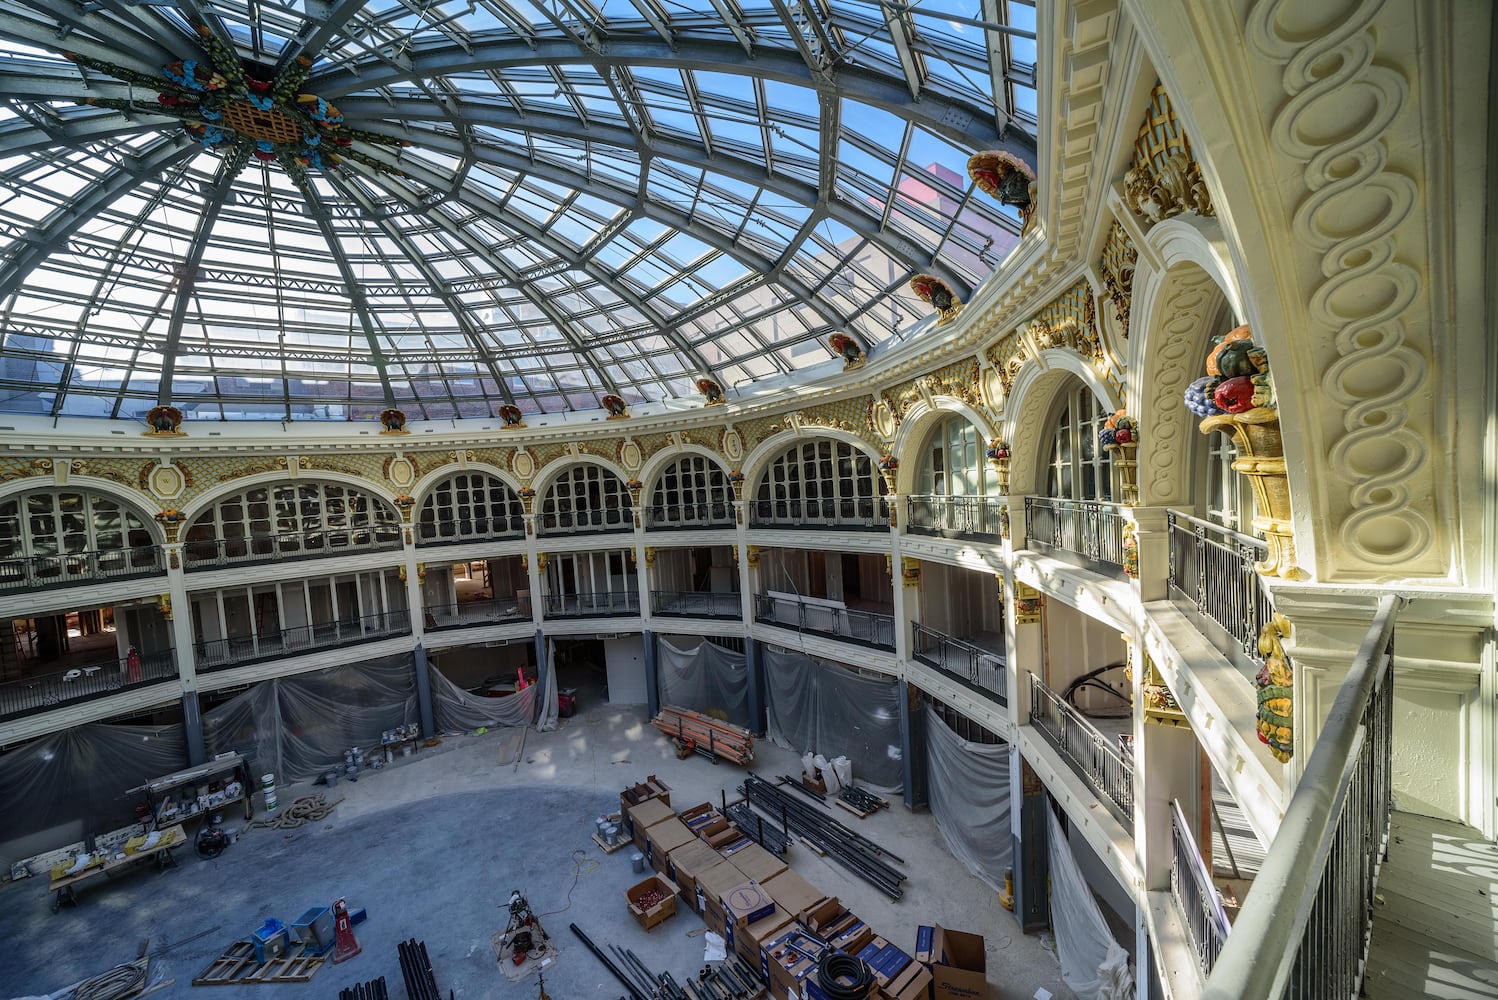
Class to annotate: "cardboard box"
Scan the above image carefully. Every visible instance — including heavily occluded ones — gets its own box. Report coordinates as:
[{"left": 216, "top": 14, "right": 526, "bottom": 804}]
[
  {"left": 856, "top": 938, "right": 912, "bottom": 985},
  {"left": 628, "top": 797, "right": 676, "bottom": 851},
  {"left": 697, "top": 818, "right": 744, "bottom": 850},
  {"left": 762, "top": 928, "right": 826, "bottom": 1000},
  {"left": 647, "top": 818, "right": 698, "bottom": 874},
  {"left": 918, "top": 925, "right": 987, "bottom": 1000},
  {"left": 723, "top": 881, "right": 775, "bottom": 925},
  {"left": 761, "top": 869, "right": 824, "bottom": 919},
  {"left": 882, "top": 962, "right": 933, "bottom": 1000},
  {"left": 736, "top": 907, "right": 793, "bottom": 966},
  {"left": 728, "top": 841, "right": 787, "bottom": 884},
  {"left": 695, "top": 859, "right": 748, "bottom": 934},
  {"left": 621, "top": 775, "right": 672, "bottom": 810},
  {"left": 798, "top": 896, "right": 843, "bottom": 936},
  {"left": 624, "top": 874, "right": 679, "bottom": 932},
  {"left": 665, "top": 839, "right": 722, "bottom": 912},
  {"left": 826, "top": 916, "right": 874, "bottom": 956}
]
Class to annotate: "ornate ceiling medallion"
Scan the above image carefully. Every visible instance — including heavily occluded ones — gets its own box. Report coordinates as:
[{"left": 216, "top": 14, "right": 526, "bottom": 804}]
[{"left": 68, "top": 26, "right": 410, "bottom": 191}]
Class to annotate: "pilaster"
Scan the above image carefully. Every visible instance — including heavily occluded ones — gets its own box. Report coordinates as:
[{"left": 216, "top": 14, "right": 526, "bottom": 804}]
[{"left": 1128, "top": 505, "right": 1173, "bottom": 604}]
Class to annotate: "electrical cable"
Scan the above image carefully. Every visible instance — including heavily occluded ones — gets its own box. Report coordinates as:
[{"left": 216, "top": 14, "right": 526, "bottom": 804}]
[
  {"left": 814, "top": 953, "right": 875, "bottom": 1000},
  {"left": 534, "top": 848, "right": 600, "bottom": 920},
  {"left": 70, "top": 962, "right": 147, "bottom": 1000}
]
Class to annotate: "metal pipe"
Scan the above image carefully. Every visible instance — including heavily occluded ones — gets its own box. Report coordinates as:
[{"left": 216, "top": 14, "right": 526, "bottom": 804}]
[{"left": 571, "top": 924, "right": 650, "bottom": 1000}]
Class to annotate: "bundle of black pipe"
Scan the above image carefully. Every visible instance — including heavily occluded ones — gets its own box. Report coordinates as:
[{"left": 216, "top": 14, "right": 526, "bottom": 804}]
[
  {"left": 338, "top": 977, "right": 389, "bottom": 1000},
  {"left": 838, "top": 785, "right": 886, "bottom": 813},
  {"left": 741, "top": 773, "right": 905, "bottom": 899},
  {"left": 725, "top": 800, "right": 790, "bottom": 855},
  {"left": 570, "top": 924, "right": 649, "bottom": 1000},
  {"left": 398, "top": 938, "right": 441, "bottom": 1000}
]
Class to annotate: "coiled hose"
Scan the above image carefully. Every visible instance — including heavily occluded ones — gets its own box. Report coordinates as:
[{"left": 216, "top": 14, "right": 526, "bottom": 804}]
[
  {"left": 70, "top": 961, "right": 147, "bottom": 1000},
  {"left": 815, "top": 952, "right": 875, "bottom": 1000}
]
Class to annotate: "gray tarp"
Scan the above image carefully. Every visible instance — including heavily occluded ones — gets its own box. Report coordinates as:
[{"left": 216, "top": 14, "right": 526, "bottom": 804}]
[
  {"left": 431, "top": 666, "right": 536, "bottom": 733},
  {"left": 924, "top": 704, "right": 1012, "bottom": 892},
  {"left": 1048, "top": 809, "right": 1134, "bottom": 999},
  {"left": 657, "top": 636, "right": 750, "bottom": 729},
  {"left": 763, "top": 646, "right": 902, "bottom": 790}
]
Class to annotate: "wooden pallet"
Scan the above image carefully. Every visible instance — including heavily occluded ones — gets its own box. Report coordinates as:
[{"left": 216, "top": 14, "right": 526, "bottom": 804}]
[
  {"left": 835, "top": 797, "right": 877, "bottom": 819},
  {"left": 192, "top": 939, "right": 328, "bottom": 985},
  {"left": 592, "top": 831, "right": 629, "bottom": 854}
]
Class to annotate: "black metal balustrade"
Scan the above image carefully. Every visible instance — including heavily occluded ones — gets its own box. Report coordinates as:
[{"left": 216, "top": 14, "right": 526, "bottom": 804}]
[
  {"left": 184, "top": 529, "right": 401, "bottom": 569},
  {"left": 754, "top": 593, "right": 895, "bottom": 649},
  {"left": 0, "top": 649, "right": 176, "bottom": 722},
  {"left": 194, "top": 610, "right": 411, "bottom": 670},
  {"left": 1172, "top": 800, "right": 1231, "bottom": 980},
  {"left": 1202, "top": 595, "right": 1401, "bottom": 1000},
  {"left": 415, "top": 516, "right": 525, "bottom": 545},
  {"left": 652, "top": 590, "right": 743, "bottom": 618},
  {"left": 749, "top": 497, "right": 890, "bottom": 530},
  {"left": 537, "top": 508, "right": 633, "bottom": 534},
  {"left": 1028, "top": 672, "right": 1133, "bottom": 821},
  {"left": 1023, "top": 497, "right": 1127, "bottom": 573},
  {"left": 542, "top": 591, "right": 640, "bottom": 617},
  {"left": 905, "top": 495, "right": 1004, "bottom": 538},
  {"left": 642, "top": 504, "right": 735, "bottom": 529},
  {"left": 911, "top": 623, "right": 1008, "bottom": 705},
  {"left": 0, "top": 545, "right": 164, "bottom": 592},
  {"left": 1167, "top": 510, "right": 1272, "bottom": 664},
  {"left": 422, "top": 599, "right": 529, "bottom": 630}
]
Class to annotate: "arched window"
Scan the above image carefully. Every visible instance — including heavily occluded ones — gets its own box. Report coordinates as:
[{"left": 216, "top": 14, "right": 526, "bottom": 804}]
[
  {"left": 183, "top": 481, "right": 401, "bottom": 568},
  {"left": 910, "top": 414, "right": 1001, "bottom": 535},
  {"left": 647, "top": 456, "right": 733, "bottom": 528},
  {"left": 417, "top": 473, "right": 524, "bottom": 544},
  {"left": 752, "top": 439, "right": 888, "bottom": 529},
  {"left": 0, "top": 489, "right": 159, "bottom": 588},
  {"left": 1045, "top": 382, "right": 1113, "bottom": 501},
  {"left": 539, "top": 464, "right": 632, "bottom": 534}
]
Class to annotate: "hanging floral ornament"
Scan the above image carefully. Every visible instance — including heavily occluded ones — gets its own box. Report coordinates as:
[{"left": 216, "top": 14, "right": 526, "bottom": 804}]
[
  {"left": 143, "top": 405, "right": 185, "bottom": 436},
  {"left": 601, "top": 394, "right": 629, "bottom": 419},
  {"left": 697, "top": 378, "right": 725, "bottom": 406},
  {"left": 967, "top": 150, "right": 1038, "bottom": 234},
  {"left": 828, "top": 333, "right": 866, "bottom": 369},
  {"left": 910, "top": 274, "right": 962, "bottom": 325},
  {"left": 497, "top": 404, "right": 526, "bottom": 428}
]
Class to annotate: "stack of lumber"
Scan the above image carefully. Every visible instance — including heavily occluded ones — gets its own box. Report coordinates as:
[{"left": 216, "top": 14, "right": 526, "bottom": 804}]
[{"left": 650, "top": 706, "right": 754, "bottom": 765}]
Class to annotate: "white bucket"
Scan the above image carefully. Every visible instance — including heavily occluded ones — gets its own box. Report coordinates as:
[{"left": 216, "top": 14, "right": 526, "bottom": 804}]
[{"left": 264, "top": 788, "right": 278, "bottom": 812}]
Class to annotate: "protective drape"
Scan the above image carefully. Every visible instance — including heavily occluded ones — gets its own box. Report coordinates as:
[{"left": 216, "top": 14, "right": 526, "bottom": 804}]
[
  {"left": 203, "top": 654, "right": 418, "bottom": 782},
  {"left": 1047, "top": 810, "right": 1134, "bottom": 1000},
  {"left": 657, "top": 637, "right": 750, "bottom": 728},
  {"left": 0, "top": 722, "right": 186, "bottom": 871},
  {"left": 763, "top": 647, "right": 902, "bottom": 790},
  {"left": 923, "top": 705, "right": 1011, "bottom": 892},
  {"left": 534, "top": 641, "right": 559, "bottom": 732},
  {"left": 431, "top": 666, "right": 536, "bottom": 733}
]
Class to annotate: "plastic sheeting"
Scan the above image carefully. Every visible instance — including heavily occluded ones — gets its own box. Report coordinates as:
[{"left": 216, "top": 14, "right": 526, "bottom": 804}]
[
  {"left": 1047, "top": 810, "right": 1134, "bottom": 1000},
  {"left": 763, "top": 647, "right": 902, "bottom": 790},
  {"left": 0, "top": 722, "right": 186, "bottom": 870},
  {"left": 657, "top": 637, "right": 749, "bottom": 729},
  {"left": 535, "top": 641, "right": 559, "bottom": 733},
  {"left": 431, "top": 666, "right": 536, "bottom": 733},
  {"left": 203, "top": 654, "right": 418, "bottom": 782},
  {"left": 924, "top": 705, "right": 1011, "bottom": 892}
]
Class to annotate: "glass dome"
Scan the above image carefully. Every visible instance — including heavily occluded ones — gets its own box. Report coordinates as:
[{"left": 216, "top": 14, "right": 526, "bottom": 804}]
[{"left": 0, "top": 0, "right": 1036, "bottom": 421}]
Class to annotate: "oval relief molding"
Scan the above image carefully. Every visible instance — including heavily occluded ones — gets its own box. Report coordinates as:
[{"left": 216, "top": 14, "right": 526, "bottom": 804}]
[
  {"left": 511, "top": 448, "right": 536, "bottom": 480},
  {"left": 149, "top": 463, "right": 185, "bottom": 500},
  {"left": 721, "top": 427, "right": 744, "bottom": 462}
]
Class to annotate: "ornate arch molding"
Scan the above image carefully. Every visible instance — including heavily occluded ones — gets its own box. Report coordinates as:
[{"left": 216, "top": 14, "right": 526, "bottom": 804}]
[
  {"left": 740, "top": 427, "right": 885, "bottom": 495},
  {"left": 636, "top": 444, "right": 733, "bottom": 494},
  {"left": 530, "top": 455, "right": 633, "bottom": 498},
  {"left": 889, "top": 399, "right": 999, "bottom": 496},
  {"left": 0, "top": 478, "right": 167, "bottom": 546},
  {"left": 1006, "top": 353, "right": 1122, "bottom": 497},
  {"left": 178, "top": 469, "right": 403, "bottom": 526},
  {"left": 409, "top": 463, "right": 524, "bottom": 509},
  {"left": 1130, "top": 220, "right": 1238, "bottom": 507}
]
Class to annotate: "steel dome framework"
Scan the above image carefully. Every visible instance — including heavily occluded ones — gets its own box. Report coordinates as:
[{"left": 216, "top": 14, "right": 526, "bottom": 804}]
[{"left": 0, "top": 0, "right": 1037, "bottom": 422}]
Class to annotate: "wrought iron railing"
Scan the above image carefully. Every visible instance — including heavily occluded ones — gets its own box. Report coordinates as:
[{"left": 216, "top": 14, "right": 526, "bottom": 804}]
[
  {"left": 0, "top": 545, "right": 164, "bottom": 592},
  {"left": 1028, "top": 672, "right": 1133, "bottom": 820},
  {"left": 194, "top": 610, "right": 411, "bottom": 670},
  {"left": 1167, "top": 510, "right": 1272, "bottom": 662},
  {"left": 542, "top": 591, "right": 641, "bottom": 617},
  {"left": 1202, "top": 595, "right": 1402, "bottom": 1000},
  {"left": 912, "top": 623, "right": 1007, "bottom": 705},
  {"left": 754, "top": 593, "right": 895, "bottom": 649},
  {"left": 905, "top": 495, "right": 1004, "bottom": 538},
  {"left": 652, "top": 590, "right": 743, "bottom": 618},
  {"left": 642, "top": 503, "right": 735, "bottom": 529},
  {"left": 1023, "top": 497, "right": 1127, "bottom": 572},
  {"left": 184, "top": 529, "right": 402, "bottom": 569},
  {"left": 1173, "top": 799, "right": 1231, "bottom": 980},
  {"left": 414, "top": 516, "right": 525, "bottom": 545},
  {"left": 536, "top": 507, "right": 633, "bottom": 534},
  {"left": 0, "top": 649, "right": 176, "bottom": 722},
  {"left": 422, "top": 599, "right": 529, "bottom": 630},
  {"left": 748, "top": 497, "right": 890, "bottom": 530}
]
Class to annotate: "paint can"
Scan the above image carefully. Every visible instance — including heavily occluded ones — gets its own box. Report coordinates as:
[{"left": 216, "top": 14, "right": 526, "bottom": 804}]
[{"left": 631, "top": 853, "right": 645, "bottom": 874}]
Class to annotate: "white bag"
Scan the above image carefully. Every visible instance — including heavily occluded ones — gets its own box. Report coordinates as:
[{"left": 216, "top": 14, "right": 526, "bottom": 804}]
[
  {"left": 813, "top": 754, "right": 839, "bottom": 793},
  {"left": 831, "top": 756, "right": 853, "bottom": 789}
]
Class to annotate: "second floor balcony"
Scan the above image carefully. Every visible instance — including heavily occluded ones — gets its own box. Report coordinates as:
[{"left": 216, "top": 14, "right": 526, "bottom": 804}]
[
  {"left": 749, "top": 497, "right": 890, "bottom": 531},
  {"left": 906, "top": 495, "right": 1004, "bottom": 539},
  {"left": 912, "top": 623, "right": 1007, "bottom": 705},
  {"left": 754, "top": 593, "right": 895, "bottom": 649},
  {"left": 0, "top": 647, "right": 176, "bottom": 722},
  {"left": 1024, "top": 497, "right": 1128, "bottom": 576},
  {"left": 194, "top": 610, "right": 411, "bottom": 671},
  {"left": 423, "top": 597, "right": 530, "bottom": 630},
  {"left": 0, "top": 546, "right": 164, "bottom": 594},
  {"left": 642, "top": 503, "right": 735, "bottom": 530},
  {"left": 184, "top": 529, "right": 402, "bottom": 570},
  {"left": 1028, "top": 672, "right": 1133, "bottom": 822},
  {"left": 1167, "top": 510, "right": 1272, "bottom": 672},
  {"left": 542, "top": 591, "right": 641, "bottom": 618},
  {"left": 652, "top": 590, "right": 743, "bottom": 619}
]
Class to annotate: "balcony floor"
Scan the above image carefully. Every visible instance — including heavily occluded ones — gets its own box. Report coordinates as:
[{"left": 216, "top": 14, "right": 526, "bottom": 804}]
[{"left": 1364, "top": 811, "right": 1498, "bottom": 999}]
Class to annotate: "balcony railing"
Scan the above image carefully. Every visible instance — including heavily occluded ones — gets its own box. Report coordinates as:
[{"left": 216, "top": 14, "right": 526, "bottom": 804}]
[
  {"left": 1023, "top": 497, "right": 1127, "bottom": 574},
  {"left": 754, "top": 593, "right": 895, "bottom": 649},
  {"left": 184, "top": 529, "right": 402, "bottom": 569},
  {"left": 1173, "top": 799, "right": 1231, "bottom": 980},
  {"left": 642, "top": 503, "right": 735, "bottom": 529},
  {"left": 905, "top": 495, "right": 1004, "bottom": 538},
  {"left": 194, "top": 610, "right": 411, "bottom": 670},
  {"left": 652, "top": 590, "right": 743, "bottom": 619},
  {"left": 1202, "top": 595, "right": 1402, "bottom": 1000},
  {"left": 542, "top": 591, "right": 641, "bottom": 617},
  {"left": 422, "top": 599, "right": 529, "bottom": 630},
  {"left": 0, "top": 649, "right": 177, "bottom": 722},
  {"left": 912, "top": 623, "right": 1007, "bottom": 705},
  {"left": 749, "top": 497, "right": 890, "bottom": 530},
  {"left": 1028, "top": 672, "right": 1133, "bottom": 821},
  {"left": 537, "top": 507, "right": 633, "bottom": 535},
  {"left": 415, "top": 516, "right": 525, "bottom": 546},
  {"left": 0, "top": 545, "right": 164, "bottom": 593},
  {"left": 1167, "top": 510, "right": 1272, "bottom": 664}
]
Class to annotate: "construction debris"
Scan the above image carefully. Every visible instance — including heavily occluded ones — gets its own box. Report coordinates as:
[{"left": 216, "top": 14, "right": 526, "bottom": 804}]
[{"left": 650, "top": 707, "right": 754, "bottom": 765}]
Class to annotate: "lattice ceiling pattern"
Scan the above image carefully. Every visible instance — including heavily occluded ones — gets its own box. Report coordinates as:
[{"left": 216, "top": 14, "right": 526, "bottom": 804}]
[{"left": 0, "top": 0, "right": 1037, "bottom": 422}]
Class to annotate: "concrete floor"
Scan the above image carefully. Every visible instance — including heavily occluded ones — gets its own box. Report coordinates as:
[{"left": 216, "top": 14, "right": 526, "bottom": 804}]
[{"left": 0, "top": 692, "right": 1077, "bottom": 1000}]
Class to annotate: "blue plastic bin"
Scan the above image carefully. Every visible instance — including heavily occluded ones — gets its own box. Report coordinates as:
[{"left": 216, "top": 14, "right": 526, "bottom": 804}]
[
  {"left": 251, "top": 918, "right": 289, "bottom": 963},
  {"left": 291, "top": 906, "right": 335, "bottom": 955}
]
